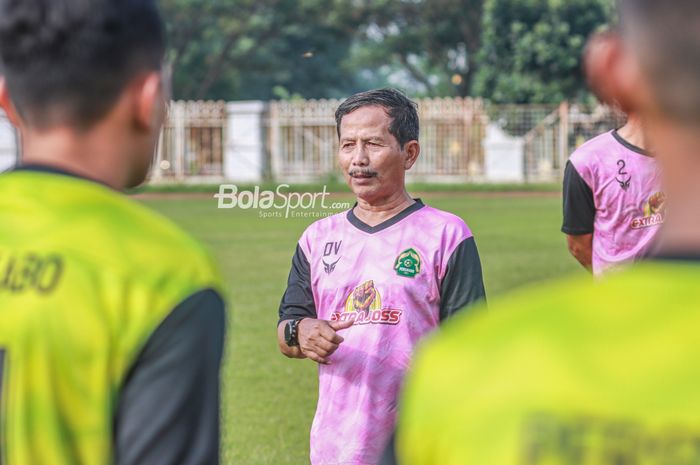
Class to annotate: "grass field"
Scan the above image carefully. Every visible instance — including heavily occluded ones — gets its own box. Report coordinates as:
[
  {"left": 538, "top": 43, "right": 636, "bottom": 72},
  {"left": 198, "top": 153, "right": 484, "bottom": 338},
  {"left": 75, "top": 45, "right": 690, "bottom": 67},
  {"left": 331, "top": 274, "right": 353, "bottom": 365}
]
[{"left": 138, "top": 191, "right": 584, "bottom": 465}]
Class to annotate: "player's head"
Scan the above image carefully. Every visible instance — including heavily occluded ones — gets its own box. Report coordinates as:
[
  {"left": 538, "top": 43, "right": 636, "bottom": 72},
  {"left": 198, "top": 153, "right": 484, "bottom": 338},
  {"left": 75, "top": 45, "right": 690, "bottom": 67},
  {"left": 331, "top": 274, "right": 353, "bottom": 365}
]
[
  {"left": 586, "top": 0, "right": 700, "bottom": 126},
  {"left": 0, "top": 0, "right": 167, "bottom": 187},
  {"left": 335, "top": 89, "right": 420, "bottom": 203},
  {"left": 586, "top": 0, "right": 700, "bottom": 216}
]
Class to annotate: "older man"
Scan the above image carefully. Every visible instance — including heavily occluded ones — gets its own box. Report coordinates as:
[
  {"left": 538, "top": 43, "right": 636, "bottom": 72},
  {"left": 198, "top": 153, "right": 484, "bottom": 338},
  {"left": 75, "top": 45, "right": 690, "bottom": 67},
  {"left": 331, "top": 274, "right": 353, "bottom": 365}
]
[
  {"left": 277, "top": 88, "right": 486, "bottom": 465},
  {"left": 393, "top": 1, "right": 700, "bottom": 464}
]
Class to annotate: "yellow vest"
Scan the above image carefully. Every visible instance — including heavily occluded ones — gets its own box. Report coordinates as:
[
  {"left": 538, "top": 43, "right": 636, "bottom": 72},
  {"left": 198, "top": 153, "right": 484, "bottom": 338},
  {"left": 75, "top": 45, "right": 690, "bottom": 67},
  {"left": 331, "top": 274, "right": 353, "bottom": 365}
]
[
  {"left": 398, "top": 263, "right": 700, "bottom": 465},
  {"left": 0, "top": 170, "right": 223, "bottom": 465}
]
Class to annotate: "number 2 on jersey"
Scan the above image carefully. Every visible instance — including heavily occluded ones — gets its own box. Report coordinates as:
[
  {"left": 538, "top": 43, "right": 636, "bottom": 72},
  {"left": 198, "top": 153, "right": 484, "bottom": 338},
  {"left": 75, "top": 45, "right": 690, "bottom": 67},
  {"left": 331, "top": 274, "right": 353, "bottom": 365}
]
[{"left": 617, "top": 159, "right": 628, "bottom": 176}]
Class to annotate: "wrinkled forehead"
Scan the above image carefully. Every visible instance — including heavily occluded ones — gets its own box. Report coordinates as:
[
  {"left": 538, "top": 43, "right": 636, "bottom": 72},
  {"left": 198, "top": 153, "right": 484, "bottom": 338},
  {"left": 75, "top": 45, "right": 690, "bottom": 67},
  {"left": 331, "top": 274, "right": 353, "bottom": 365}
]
[{"left": 338, "top": 105, "right": 393, "bottom": 139}]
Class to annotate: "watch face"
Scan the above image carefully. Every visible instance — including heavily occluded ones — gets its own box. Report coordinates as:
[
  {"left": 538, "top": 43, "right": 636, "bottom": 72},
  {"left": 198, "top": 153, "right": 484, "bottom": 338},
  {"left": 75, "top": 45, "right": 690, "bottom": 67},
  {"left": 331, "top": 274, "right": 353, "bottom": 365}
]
[{"left": 284, "top": 321, "right": 293, "bottom": 343}]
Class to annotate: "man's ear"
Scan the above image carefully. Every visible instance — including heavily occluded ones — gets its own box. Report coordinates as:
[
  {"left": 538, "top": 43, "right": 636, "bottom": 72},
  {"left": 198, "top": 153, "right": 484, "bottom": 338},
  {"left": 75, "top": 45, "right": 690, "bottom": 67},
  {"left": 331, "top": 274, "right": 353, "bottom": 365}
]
[
  {"left": 403, "top": 140, "right": 420, "bottom": 170},
  {"left": 132, "top": 72, "right": 165, "bottom": 131},
  {"left": 0, "top": 78, "right": 22, "bottom": 127},
  {"left": 585, "top": 30, "right": 653, "bottom": 115}
]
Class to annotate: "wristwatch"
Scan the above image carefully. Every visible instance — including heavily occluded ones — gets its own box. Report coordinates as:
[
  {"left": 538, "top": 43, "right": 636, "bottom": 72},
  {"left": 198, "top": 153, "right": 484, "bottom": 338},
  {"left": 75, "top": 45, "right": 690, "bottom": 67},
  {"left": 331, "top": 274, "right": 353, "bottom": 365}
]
[{"left": 284, "top": 318, "right": 304, "bottom": 347}]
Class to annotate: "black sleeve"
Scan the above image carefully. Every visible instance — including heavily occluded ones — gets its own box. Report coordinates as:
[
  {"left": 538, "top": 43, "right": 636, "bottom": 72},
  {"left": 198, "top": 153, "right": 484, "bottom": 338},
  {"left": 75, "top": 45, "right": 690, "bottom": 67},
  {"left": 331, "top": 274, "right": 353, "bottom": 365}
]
[
  {"left": 114, "top": 289, "right": 226, "bottom": 465},
  {"left": 439, "top": 237, "right": 487, "bottom": 321},
  {"left": 278, "top": 244, "right": 317, "bottom": 324},
  {"left": 562, "top": 161, "right": 596, "bottom": 235},
  {"left": 378, "top": 431, "right": 399, "bottom": 465}
]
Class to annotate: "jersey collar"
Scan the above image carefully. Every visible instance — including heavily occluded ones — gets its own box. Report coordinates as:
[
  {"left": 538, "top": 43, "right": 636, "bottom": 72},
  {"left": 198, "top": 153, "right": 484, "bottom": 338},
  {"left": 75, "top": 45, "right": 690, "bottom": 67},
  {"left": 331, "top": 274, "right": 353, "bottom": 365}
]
[
  {"left": 347, "top": 199, "right": 425, "bottom": 234},
  {"left": 612, "top": 129, "right": 651, "bottom": 157},
  {"left": 10, "top": 163, "right": 111, "bottom": 188}
]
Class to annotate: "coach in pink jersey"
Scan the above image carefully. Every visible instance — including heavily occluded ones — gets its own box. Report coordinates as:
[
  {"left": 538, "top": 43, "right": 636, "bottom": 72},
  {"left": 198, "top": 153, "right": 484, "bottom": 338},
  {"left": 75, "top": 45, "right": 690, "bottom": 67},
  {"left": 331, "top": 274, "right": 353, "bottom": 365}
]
[
  {"left": 277, "top": 88, "right": 486, "bottom": 465},
  {"left": 562, "top": 113, "right": 664, "bottom": 275}
]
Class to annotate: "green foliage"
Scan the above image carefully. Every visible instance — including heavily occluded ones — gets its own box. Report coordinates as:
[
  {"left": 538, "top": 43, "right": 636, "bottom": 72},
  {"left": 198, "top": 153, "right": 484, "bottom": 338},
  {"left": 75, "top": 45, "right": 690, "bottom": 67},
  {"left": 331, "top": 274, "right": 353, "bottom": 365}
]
[
  {"left": 472, "top": 0, "right": 611, "bottom": 103},
  {"left": 161, "top": 0, "right": 611, "bottom": 102},
  {"left": 161, "top": 0, "right": 365, "bottom": 100},
  {"left": 348, "top": 0, "right": 484, "bottom": 97}
]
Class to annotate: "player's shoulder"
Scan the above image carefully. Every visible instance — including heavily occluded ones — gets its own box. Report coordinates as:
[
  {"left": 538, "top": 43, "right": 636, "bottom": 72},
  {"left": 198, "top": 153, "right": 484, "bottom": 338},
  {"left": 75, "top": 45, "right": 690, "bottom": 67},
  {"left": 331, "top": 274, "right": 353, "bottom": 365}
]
[
  {"left": 418, "top": 203, "right": 473, "bottom": 239},
  {"left": 569, "top": 130, "right": 616, "bottom": 168},
  {"left": 418, "top": 262, "right": 697, "bottom": 370},
  {"left": 117, "top": 196, "right": 203, "bottom": 248},
  {"left": 296, "top": 208, "right": 349, "bottom": 255},
  {"left": 306, "top": 208, "right": 349, "bottom": 230},
  {"left": 64, "top": 183, "right": 215, "bottom": 277}
]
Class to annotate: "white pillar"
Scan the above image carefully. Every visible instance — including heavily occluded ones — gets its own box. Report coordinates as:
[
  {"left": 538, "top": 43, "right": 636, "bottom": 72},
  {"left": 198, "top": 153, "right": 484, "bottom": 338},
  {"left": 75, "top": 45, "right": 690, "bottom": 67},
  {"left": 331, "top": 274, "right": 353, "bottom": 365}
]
[
  {"left": 483, "top": 124, "right": 525, "bottom": 183},
  {"left": 0, "top": 114, "right": 17, "bottom": 171},
  {"left": 225, "top": 101, "right": 267, "bottom": 183}
]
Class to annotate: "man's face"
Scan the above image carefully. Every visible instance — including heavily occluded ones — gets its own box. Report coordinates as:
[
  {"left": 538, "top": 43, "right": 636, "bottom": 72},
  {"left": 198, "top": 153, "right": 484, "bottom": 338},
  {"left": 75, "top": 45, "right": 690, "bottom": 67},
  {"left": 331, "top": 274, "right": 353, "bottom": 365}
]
[{"left": 337, "top": 105, "right": 418, "bottom": 203}]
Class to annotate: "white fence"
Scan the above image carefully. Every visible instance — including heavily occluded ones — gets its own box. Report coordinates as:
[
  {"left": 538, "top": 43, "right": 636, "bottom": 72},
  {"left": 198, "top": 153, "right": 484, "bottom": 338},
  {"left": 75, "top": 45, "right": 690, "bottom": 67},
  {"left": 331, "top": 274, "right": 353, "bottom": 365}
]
[
  {"left": 267, "top": 98, "right": 488, "bottom": 183},
  {"left": 0, "top": 113, "right": 17, "bottom": 172},
  {"left": 0, "top": 99, "right": 624, "bottom": 184}
]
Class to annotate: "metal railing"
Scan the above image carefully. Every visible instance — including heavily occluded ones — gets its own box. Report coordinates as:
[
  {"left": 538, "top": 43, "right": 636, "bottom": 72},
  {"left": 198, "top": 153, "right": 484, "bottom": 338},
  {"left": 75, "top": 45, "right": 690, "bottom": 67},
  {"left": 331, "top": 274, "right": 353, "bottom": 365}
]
[
  {"left": 1, "top": 99, "right": 627, "bottom": 184},
  {"left": 151, "top": 100, "right": 227, "bottom": 181}
]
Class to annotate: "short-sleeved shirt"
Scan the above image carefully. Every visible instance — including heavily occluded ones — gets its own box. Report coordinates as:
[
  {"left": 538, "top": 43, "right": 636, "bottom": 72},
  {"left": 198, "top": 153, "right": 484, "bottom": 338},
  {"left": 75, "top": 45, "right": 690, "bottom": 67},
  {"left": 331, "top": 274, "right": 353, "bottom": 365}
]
[
  {"left": 562, "top": 130, "right": 663, "bottom": 274},
  {"left": 396, "top": 257, "right": 700, "bottom": 465},
  {"left": 279, "top": 200, "right": 486, "bottom": 465}
]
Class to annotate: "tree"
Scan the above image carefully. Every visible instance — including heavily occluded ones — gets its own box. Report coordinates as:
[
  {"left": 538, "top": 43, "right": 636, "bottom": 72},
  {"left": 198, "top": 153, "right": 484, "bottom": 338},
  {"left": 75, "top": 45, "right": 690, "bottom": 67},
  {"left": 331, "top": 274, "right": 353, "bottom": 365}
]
[
  {"left": 161, "top": 0, "right": 368, "bottom": 100},
  {"left": 350, "top": 0, "right": 484, "bottom": 97},
  {"left": 472, "top": 0, "right": 610, "bottom": 103}
]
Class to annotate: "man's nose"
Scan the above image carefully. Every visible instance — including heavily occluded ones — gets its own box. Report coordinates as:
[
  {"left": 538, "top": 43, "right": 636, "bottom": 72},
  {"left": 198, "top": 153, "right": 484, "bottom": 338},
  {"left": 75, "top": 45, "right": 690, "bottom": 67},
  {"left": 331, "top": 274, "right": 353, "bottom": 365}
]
[{"left": 351, "top": 144, "right": 370, "bottom": 166}]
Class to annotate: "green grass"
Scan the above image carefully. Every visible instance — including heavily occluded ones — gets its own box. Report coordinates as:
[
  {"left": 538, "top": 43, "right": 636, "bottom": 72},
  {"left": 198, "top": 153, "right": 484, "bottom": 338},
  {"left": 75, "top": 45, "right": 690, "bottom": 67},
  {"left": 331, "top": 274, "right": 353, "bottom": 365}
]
[{"left": 137, "top": 192, "right": 584, "bottom": 465}]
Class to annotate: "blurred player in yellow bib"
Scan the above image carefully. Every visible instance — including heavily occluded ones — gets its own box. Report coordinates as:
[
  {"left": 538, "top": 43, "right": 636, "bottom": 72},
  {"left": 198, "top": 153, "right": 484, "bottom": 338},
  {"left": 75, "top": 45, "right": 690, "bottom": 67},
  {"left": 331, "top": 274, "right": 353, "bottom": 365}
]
[
  {"left": 0, "top": 0, "right": 226, "bottom": 464},
  {"left": 390, "top": 0, "right": 700, "bottom": 463}
]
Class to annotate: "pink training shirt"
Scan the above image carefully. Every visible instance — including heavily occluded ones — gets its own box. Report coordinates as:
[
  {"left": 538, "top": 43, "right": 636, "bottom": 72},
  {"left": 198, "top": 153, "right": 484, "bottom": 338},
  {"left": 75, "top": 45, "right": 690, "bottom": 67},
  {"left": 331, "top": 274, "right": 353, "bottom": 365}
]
[
  {"left": 563, "top": 129, "right": 664, "bottom": 275},
  {"left": 279, "top": 200, "right": 486, "bottom": 465}
]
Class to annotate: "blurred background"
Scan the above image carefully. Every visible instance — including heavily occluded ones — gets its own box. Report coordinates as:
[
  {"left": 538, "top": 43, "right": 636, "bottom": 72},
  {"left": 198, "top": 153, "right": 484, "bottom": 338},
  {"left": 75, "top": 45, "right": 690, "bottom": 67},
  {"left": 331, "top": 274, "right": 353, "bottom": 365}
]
[
  {"left": 0, "top": 2, "right": 619, "bottom": 464},
  {"left": 0, "top": 0, "right": 621, "bottom": 186}
]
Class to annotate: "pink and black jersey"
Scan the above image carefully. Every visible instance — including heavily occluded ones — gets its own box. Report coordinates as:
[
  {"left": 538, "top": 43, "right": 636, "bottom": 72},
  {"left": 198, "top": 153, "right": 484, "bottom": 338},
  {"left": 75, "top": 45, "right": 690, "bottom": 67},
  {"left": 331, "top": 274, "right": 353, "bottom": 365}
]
[
  {"left": 279, "top": 200, "right": 486, "bottom": 465},
  {"left": 562, "top": 129, "right": 664, "bottom": 275}
]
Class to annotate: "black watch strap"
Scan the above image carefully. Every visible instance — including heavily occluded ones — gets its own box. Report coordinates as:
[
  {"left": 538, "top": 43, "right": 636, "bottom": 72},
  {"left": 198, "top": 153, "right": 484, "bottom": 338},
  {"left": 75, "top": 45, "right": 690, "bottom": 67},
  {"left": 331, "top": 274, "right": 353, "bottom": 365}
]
[{"left": 285, "top": 318, "right": 304, "bottom": 347}]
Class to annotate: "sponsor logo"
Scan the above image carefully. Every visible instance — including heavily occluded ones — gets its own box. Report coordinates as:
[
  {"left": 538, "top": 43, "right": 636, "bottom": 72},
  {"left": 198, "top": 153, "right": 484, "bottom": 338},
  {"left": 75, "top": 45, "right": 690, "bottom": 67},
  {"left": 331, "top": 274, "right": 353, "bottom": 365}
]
[
  {"left": 330, "top": 280, "right": 403, "bottom": 325},
  {"left": 323, "top": 258, "right": 340, "bottom": 275},
  {"left": 394, "top": 248, "right": 421, "bottom": 278},
  {"left": 631, "top": 192, "right": 666, "bottom": 229},
  {"left": 322, "top": 241, "right": 342, "bottom": 275}
]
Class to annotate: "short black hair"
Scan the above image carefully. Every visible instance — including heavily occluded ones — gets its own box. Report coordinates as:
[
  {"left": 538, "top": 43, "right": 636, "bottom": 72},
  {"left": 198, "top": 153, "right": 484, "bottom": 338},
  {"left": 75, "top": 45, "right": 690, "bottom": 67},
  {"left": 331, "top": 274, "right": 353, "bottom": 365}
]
[
  {"left": 0, "top": 0, "right": 165, "bottom": 130},
  {"left": 335, "top": 88, "right": 419, "bottom": 148},
  {"left": 617, "top": 0, "right": 700, "bottom": 121}
]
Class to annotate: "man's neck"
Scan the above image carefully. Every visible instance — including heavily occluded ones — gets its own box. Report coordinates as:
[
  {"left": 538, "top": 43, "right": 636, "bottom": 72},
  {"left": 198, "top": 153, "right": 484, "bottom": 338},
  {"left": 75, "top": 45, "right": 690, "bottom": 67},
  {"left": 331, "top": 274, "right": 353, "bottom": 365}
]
[
  {"left": 617, "top": 118, "right": 647, "bottom": 152},
  {"left": 353, "top": 190, "right": 415, "bottom": 227},
  {"left": 20, "top": 125, "right": 130, "bottom": 190},
  {"left": 650, "top": 122, "right": 700, "bottom": 256}
]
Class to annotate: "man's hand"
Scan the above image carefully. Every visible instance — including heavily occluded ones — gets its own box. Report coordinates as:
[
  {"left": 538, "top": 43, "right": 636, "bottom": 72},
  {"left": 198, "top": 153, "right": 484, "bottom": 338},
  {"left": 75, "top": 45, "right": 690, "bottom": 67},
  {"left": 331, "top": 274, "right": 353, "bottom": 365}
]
[
  {"left": 298, "top": 318, "right": 354, "bottom": 364},
  {"left": 566, "top": 233, "right": 593, "bottom": 273}
]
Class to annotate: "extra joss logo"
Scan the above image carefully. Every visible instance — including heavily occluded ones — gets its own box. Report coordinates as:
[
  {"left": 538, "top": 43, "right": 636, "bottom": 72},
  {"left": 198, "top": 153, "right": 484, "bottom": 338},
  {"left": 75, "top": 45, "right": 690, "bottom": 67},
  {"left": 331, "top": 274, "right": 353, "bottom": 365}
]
[
  {"left": 330, "top": 280, "right": 402, "bottom": 326},
  {"left": 631, "top": 192, "right": 666, "bottom": 229}
]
